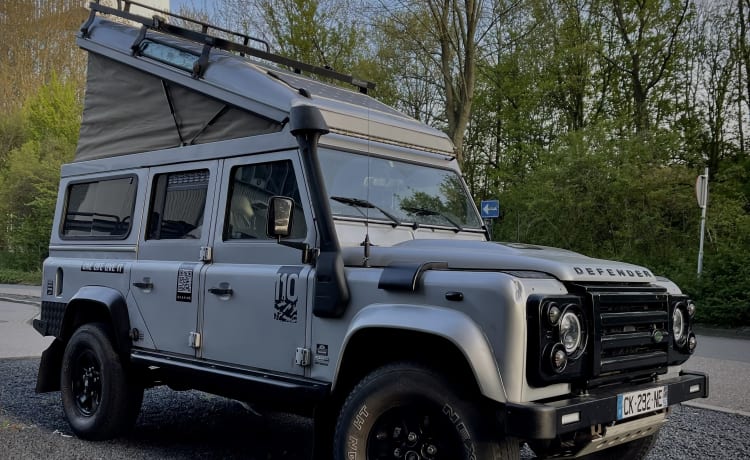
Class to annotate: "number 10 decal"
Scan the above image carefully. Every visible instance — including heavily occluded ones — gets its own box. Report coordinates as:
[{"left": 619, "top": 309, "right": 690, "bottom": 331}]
[{"left": 274, "top": 266, "right": 303, "bottom": 323}]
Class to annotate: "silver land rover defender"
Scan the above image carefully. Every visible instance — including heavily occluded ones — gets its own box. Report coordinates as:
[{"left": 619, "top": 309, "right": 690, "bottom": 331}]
[{"left": 33, "top": 3, "right": 708, "bottom": 459}]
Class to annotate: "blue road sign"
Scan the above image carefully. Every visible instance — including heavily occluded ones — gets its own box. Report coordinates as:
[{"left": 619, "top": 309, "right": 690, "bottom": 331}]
[{"left": 480, "top": 200, "right": 500, "bottom": 219}]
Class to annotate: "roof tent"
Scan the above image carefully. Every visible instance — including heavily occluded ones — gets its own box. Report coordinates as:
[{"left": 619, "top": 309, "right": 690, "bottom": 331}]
[{"left": 74, "top": 1, "right": 455, "bottom": 161}]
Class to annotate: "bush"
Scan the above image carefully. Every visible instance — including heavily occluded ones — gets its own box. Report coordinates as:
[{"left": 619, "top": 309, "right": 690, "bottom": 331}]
[{"left": 0, "top": 267, "right": 42, "bottom": 285}]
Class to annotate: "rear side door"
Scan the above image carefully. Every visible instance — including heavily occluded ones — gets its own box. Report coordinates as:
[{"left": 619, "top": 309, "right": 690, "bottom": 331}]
[
  {"left": 200, "top": 152, "right": 313, "bottom": 375},
  {"left": 129, "top": 161, "right": 220, "bottom": 356}
]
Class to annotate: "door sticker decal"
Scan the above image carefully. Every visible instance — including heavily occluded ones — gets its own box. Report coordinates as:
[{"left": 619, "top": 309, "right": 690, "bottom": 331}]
[
  {"left": 274, "top": 266, "right": 303, "bottom": 323},
  {"left": 176, "top": 263, "right": 198, "bottom": 302}
]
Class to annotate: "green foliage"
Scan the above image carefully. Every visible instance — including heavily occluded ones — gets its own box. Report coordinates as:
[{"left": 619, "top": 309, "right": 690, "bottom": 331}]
[
  {"left": 23, "top": 74, "right": 81, "bottom": 146},
  {"left": 0, "top": 76, "right": 80, "bottom": 271},
  {"left": 0, "top": 267, "right": 42, "bottom": 285}
]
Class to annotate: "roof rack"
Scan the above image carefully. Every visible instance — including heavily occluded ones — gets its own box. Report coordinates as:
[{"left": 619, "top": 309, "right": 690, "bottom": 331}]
[{"left": 81, "top": 0, "right": 376, "bottom": 94}]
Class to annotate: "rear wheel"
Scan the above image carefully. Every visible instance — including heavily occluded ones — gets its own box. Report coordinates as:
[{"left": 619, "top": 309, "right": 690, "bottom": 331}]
[
  {"left": 60, "top": 322, "right": 143, "bottom": 440},
  {"left": 333, "top": 362, "right": 519, "bottom": 460}
]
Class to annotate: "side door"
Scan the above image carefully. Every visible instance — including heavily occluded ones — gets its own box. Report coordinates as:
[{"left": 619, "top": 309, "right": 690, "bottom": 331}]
[
  {"left": 129, "top": 161, "right": 220, "bottom": 356},
  {"left": 200, "top": 152, "right": 313, "bottom": 375}
]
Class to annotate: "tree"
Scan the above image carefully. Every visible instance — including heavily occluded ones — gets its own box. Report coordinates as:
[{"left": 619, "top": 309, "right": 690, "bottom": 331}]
[
  {"left": 0, "top": 76, "right": 80, "bottom": 270},
  {"left": 0, "top": 0, "right": 87, "bottom": 114},
  {"left": 603, "top": 0, "right": 690, "bottom": 133},
  {"left": 374, "top": 0, "right": 502, "bottom": 165}
]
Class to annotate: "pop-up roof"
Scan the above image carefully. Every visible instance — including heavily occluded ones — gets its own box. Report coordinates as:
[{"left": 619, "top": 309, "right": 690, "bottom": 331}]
[{"left": 74, "top": 1, "right": 455, "bottom": 161}]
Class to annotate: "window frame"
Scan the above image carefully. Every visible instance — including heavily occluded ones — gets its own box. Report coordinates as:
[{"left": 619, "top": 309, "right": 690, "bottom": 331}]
[
  {"left": 59, "top": 174, "right": 139, "bottom": 241},
  {"left": 146, "top": 169, "right": 211, "bottom": 241},
  {"left": 222, "top": 159, "right": 308, "bottom": 242}
]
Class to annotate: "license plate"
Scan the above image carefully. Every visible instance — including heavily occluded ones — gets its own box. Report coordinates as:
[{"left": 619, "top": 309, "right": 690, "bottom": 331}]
[{"left": 616, "top": 386, "right": 667, "bottom": 420}]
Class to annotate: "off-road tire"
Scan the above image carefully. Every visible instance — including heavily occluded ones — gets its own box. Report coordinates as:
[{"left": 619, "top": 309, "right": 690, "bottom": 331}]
[
  {"left": 333, "top": 362, "right": 519, "bottom": 460},
  {"left": 60, "top": 322, "right": 143, "bottom": 440}
]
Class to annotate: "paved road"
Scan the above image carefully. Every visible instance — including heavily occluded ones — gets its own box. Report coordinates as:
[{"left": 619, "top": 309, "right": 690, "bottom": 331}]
[
  {"left": 0, "top": 290, "right": 748, "bottom": 459},
  {"left": 0, "top": 300, "right": 52, "bottom": 359},
  {"left": 685, "top": 334, "right": 750, "bottom": 415},
  {"left": 1, "top": 358, "right": 748, "bottom": 459}
]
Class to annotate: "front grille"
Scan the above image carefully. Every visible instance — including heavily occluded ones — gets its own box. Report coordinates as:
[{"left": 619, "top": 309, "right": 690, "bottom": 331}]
[{"left": 587, "top": 287, "right": 670, "bottom": 378}]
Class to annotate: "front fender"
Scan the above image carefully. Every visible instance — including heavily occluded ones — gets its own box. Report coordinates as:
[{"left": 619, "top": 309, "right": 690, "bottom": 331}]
[{"left": 333, "top": 304, "right": 508, "bottom": 403}]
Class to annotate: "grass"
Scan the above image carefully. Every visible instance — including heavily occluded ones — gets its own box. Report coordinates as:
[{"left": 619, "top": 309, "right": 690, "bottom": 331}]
[{"left": 0, "top": 268, "right": 42, "bottom": 285}]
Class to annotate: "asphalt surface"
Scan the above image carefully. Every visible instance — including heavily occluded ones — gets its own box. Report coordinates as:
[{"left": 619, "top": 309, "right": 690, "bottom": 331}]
[
  {"left": 1, "top": 358, "right": 749, "bottom": 459},
  {"left": 0, "top": 285, "right": 748, "bottom": 458}
]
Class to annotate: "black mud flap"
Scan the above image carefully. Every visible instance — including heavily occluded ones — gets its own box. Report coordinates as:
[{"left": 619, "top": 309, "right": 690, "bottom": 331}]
[{"left": 36, "top": 339, "right": 65, "bottom": 393}]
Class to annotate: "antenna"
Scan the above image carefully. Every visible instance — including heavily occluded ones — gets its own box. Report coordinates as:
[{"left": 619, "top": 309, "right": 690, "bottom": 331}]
[{"left": 362, "top": 83, "right": 373, "bottom": 267}]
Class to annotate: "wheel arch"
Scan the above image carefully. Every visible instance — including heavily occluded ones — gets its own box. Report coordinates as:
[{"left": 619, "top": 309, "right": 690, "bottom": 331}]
[
  {"left": 331, "top": 304, "right": 508, "bottom": 403},
  {"left": 36, "top": 286, "right": 132, "bottom": 393},
  {"left": 61, "top": 286, "right": 132, "bottom": 354}
]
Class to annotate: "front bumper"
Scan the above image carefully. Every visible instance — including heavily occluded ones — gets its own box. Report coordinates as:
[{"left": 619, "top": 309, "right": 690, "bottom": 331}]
[{"left": 504, "top": 370, "right": 708, "bottom": 440}]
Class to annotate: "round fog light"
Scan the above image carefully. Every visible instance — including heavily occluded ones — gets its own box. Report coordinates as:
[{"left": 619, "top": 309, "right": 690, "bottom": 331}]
[{"left": 550, "top": 344, "right": 568, "bottom": 373}]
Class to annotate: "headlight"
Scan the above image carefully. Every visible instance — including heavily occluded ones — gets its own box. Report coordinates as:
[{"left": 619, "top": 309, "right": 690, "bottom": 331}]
[
  {"left": 673, "top": 307, "right": 686, "bottom": 345},
  {"left": 687, "top": 301, "right": 697, "bottom": 318},
  {"left": 560, "top": 311, "right": 582, "bottom": 354}
]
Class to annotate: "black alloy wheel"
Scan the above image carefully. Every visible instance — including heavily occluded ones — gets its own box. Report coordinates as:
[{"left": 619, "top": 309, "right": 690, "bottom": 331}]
[
  {"left": 70, "top": 348, "right": 102, "bottom": 416},
  {"left": 334, "top": 362, "right": 519, "bottom": 460}
]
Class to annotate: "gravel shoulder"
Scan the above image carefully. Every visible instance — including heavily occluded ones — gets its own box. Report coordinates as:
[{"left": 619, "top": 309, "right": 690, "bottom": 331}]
[{"left": 2, "top": 358, "right": 748, "bottom": 460}]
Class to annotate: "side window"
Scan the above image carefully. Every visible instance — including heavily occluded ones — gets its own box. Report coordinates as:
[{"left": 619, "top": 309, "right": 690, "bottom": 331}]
[
  {"left": 62, "top": 176, "right": 137, "bottom": 238},
  {"left": 225, "top": 160, "right": 306, "bottom": 240},
  {"left": 148, "top": 170, "right": 209, "bottom": 240}
]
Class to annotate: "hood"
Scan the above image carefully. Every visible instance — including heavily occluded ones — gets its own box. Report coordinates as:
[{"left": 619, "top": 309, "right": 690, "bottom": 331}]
[{"left": 342, "top": 239, "right": 656, "bottom": 283}]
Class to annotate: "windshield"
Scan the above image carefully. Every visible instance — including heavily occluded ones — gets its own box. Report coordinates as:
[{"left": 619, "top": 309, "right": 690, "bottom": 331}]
[{"left": 318, "top": 150, "right": 483, "bottom": 230}]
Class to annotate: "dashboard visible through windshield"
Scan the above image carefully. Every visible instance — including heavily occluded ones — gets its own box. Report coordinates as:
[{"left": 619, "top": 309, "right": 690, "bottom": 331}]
[{"left": 318, "top": 150, "right": 483, "bottom": 230}]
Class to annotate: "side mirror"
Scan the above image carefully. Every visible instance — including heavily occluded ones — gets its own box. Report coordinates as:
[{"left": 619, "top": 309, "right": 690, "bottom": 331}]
[{"left": 266, "top": 196, "right": 294, "bottom": 239}]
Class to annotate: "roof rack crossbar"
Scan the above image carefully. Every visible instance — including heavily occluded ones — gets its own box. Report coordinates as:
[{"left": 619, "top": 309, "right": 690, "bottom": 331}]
[{"left": 86, "top": 1, "right": 376, "bottom": 93}]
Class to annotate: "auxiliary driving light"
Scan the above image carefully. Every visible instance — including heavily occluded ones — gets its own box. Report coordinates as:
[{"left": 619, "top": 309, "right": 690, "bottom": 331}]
[
  {"left": 550, "top": 344, "right": 568, "bottom": 373},
  {"left": 547, "top": 303, "right": 562, "bottom": 326},
  {"left": 687, "top": 301, "right": 697, "bottom": 318}
]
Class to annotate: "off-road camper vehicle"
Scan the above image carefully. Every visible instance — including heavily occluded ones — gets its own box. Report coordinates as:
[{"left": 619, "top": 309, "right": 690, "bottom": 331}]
[{"left": 34, "top": 2, "right": 708, "bottom": 459}]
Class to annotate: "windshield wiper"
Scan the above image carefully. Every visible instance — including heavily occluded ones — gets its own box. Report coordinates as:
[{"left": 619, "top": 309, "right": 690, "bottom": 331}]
[
  {"left": 401, "top": 206, "right": 463, "bottom": 232},
  {"left": 330, "top": 196, "right": 400, "bottom": 227}
]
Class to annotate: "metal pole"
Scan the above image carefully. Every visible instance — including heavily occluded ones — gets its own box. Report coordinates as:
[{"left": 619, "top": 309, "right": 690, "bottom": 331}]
[{"left": 697, "top": 167, "right": 709, "bottom": 276}]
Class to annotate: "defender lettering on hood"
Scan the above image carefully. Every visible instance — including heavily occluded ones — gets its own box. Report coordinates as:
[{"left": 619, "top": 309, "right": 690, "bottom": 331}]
[{"left": 573, "top": 266, "right": 653, "bottom": 279}]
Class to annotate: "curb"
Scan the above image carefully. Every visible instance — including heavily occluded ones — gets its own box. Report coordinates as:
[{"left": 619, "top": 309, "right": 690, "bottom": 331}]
[
  {"left": 0, "top": 295, "right": 40, "bottom": 307},
  {"left": 694, "top": 325, "right": 750, "bottom": 339},
  {"left": 683, "top": 401, "right": 750, "bottom": 418}
]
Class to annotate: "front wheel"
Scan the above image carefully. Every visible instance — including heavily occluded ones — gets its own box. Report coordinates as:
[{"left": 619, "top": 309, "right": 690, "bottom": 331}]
[
  {"left": 60, "top": 322, "right": 143, "bottom": 440},
  {"left": 333, "top": 362, "right": 519, "bottom": 460}
]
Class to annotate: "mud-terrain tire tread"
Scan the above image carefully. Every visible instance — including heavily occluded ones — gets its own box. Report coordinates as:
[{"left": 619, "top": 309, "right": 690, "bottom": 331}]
[
  {"left": 60, "top": 322, "right": 143, "bottom": 440},
  {"left": 333, "top": 361, "right": 519, "bottom": 460}
]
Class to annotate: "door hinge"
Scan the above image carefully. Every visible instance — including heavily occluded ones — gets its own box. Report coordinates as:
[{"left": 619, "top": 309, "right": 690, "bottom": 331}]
[
  {"left": 189, "top": 332, "right": 202, "bottom": 349},
  {"left": 200, "top": 246, "right": 213, "bottom": 263},
  {"left": 295, "top": 347, "right": 311, "bottom": 367}
]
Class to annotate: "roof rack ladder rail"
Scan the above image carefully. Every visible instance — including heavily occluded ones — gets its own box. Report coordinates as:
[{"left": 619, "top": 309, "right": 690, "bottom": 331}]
[{"left": 86, "top": 1, "right": 375, "bottom": 93}]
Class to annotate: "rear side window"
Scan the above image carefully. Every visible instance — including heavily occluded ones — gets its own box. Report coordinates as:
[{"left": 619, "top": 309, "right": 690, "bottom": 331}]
[
  {"left": 148, "top": 169, "right": 209, "bottom": 240},
  {"left": 62, "top": 176, "right": 137, "bottom": 238}
]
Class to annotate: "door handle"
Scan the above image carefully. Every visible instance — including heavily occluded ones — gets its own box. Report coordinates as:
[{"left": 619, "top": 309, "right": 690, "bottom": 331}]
[
  {"left": 208, "top": 287, "right": 233, "bottom": 297},
  {"left": 132, "top": 281, "right": 153, "bottom": 290}
]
